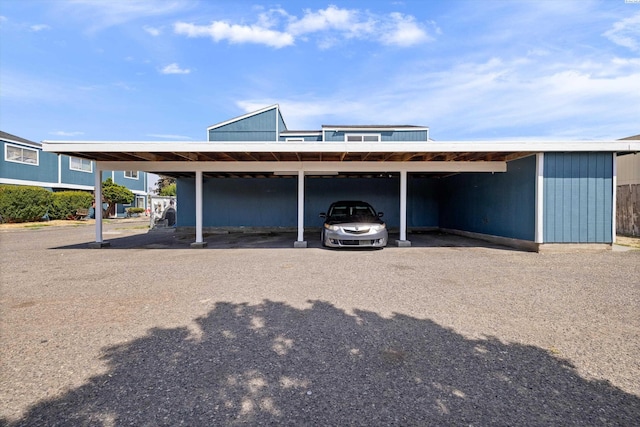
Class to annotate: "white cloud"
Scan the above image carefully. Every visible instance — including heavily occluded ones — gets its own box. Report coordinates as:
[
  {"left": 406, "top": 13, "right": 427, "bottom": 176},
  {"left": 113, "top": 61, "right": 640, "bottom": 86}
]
[
  {"left": 239, "top": 54, "right": 640, "bottom": 140},
  {"left": 50, "top": 131, "right": 84, "bottom": 136},
  {"left": 160, "top": 63, "right": 190, "bottom": 74},
  {"left": 56, "top": 0, "right": 193, "bottom": 33},
  {"left": 379, "top": 13, "right": 431, "bottom": 46},
  {"left": 603, "top": 12, "right": 640, "bottom": 51},
  {"left": 174, "top": 6, "right": 432, "bottom": 49},
  {"left": 30, "top": 24, "right": 51, "bottom": 32},
  {"left": 174, "top": 21, "right": 294, "bottom": 48},
  {"left": 143, "top": 25, "right": 161, "bottom": 36}
]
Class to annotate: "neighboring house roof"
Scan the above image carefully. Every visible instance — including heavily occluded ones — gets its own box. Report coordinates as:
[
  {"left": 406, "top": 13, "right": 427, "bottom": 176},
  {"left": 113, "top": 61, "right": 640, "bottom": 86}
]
[
  {"left": 207, "top": 104, "right": 286, "bottom": 131},
  {"left": 0, "top": 131, "right": 41, "bottom": 148},
  {"left": 620, "top": 134, "right": 640, "bottom": 140}
]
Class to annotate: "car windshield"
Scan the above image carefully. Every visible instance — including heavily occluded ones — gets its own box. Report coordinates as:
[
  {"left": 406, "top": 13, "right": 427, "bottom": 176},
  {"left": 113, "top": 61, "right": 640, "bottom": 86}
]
[{"left": 328, "top": 203, "right": 376, "bottom": 221}]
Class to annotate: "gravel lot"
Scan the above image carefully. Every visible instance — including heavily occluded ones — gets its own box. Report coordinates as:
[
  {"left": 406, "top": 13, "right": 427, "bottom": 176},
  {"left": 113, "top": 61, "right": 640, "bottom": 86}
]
[{"left": 1, "top": 219, "right": 639, "bottom": 426}]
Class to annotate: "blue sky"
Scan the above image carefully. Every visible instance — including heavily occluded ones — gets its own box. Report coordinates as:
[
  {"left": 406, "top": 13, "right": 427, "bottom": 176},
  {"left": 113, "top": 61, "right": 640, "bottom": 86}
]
[{"left": 1, "top": 0, "right": 639, "bottom": 142}]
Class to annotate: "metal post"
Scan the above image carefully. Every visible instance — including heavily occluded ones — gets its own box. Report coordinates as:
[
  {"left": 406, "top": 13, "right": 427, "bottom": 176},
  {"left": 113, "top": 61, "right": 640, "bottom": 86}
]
[
  {"left": 535, "top": 153, "right": 544, "bottom": 244},
  {"left": 191, "top": 170, "right": 207, "bottom": 247},
  {"left": 397, "top": 170, "right": 410, "bottom": 246},
  {"left": 294, "top": 170, "right": 307, "bottom": 247}
]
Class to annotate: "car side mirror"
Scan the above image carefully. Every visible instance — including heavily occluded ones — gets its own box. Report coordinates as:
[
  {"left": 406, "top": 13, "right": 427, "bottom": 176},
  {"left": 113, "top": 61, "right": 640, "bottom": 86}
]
[
  {"left": 378, "top": 212, "right": 384, "bottom": 217},
  {"left": 319, "top": 213, "right": 327, "bottom": 219}
]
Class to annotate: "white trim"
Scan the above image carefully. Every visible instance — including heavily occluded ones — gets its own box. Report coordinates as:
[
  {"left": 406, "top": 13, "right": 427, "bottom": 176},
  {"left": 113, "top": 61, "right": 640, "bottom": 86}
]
[
  {"left": 123, "top": 170, "right": 139, "bottom": 179},
  {"left": 0, "top": 177, "right": 93, "bottom": 190},
  {"left": 297, "top": 170, "right": 304, "bottom": 242},
  {"left": 95, "top": 165, "right": 103, "bottom": 243},
  {"left": 0, "top": 136, "right": 41, "bottom": 149},
  {"left": 4, "top": 142, "right": 39, "bottom": 166},
  {"left": 281, "top": 131, "right": 322, "bottom": 136},
  {"left": 399, "top": 170, "right": 407, "bottom": 241},
  {"left": 612, "top": 154, "right": 617, "bottom": 244},
  {"left": 535, "top": 153, "right": 544, "bottom": 244},
  {"left": 94, "top": 160, "right": 508, "bottom": 174},
  {"left": 345, "top": 133, "right": 381, "bottom": 142},
  {"left": 207, "top": 104, "right": 279, "bottom": 131},
  {"left": 195, "top": 170, "right": 203, "bottom": 243},
  {"left": 323, "top": 126, "right": 430, "bottom": 132},
  {"left": 285, "top": 138, "right": 305, "bottom": 142},
  {"left": 42, "top": 140, "right": 640, "bottom": 154},
  {"left": 69, "top": 156, "right": 93, "bottom": 173},
  {"left": 58, "top": 155, "right": 62, "bottom": 184}
]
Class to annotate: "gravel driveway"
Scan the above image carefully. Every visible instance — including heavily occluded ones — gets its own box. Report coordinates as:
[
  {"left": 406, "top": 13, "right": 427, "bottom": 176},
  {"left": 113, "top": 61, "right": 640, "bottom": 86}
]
[{"left": 1, "top": 219, "right": 639, "bottom": 426}]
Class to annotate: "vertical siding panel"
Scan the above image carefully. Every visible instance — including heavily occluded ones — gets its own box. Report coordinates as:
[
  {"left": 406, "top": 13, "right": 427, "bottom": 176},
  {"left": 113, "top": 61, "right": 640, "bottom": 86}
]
[
  {"left": 570, "top": 153, "right": 580, "bottom": 242},
  {"left": 544, "top": 153, "right": 555, "bottom": 242},
  {"left": 587, "top": 154, "right": 596, "bottom": 242},
  {"left": 595, "top": 153, "right": 604, "bottom": 242},
  {"left": 604, "top": 153, "right": 613, "bottom": 242},
  {"left": 579, "top": 153, "right": 589, "bottom": 242}
]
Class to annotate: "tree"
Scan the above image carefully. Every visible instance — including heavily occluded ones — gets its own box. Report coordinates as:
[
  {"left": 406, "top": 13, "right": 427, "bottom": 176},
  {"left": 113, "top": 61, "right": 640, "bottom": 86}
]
[
  {"left": 158, "top": 182, "right": 176, "bottom": 197},
  {"left": 155, "top": 175, "right": 176, "bottom": 195},
  {"left": 101, "top": 178, "right": 134, "bottom": 216}
]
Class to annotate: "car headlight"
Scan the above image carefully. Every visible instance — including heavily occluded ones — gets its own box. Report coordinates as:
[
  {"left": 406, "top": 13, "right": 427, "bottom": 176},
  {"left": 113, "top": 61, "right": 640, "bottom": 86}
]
[
  {"left": 370, "top": 224, "right": 386, "bottom": 231},
  {"left": 324, "top": 223, "right": 340, "bottom": 231}
]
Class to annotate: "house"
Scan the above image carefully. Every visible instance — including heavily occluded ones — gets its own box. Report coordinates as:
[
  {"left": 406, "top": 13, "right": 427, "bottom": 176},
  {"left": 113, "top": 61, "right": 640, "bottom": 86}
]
[
  {"left": 617, "top": 135, "right": 640, "bottom": 237},
  {"left": 42, "top": 105, "right": 640, "bottom": 250},
  {"left": 1, "top": 130, "right": 149, "bottom": 217}
]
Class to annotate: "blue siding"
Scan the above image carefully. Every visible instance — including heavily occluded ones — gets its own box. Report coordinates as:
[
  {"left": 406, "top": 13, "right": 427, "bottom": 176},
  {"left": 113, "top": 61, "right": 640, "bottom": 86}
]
[
  {"left": 279, "top": 135, "right": 323, "bottom": 141},
  {"left": 324, "top": 130, "right": 428, "bottom": 142},
  {"left": 1, "top": 141, "right": 58, "bottom": 183},
  {"left": 209, "top": 109, "right": 277, "bottom": 141},
  {"left": 177, "top": 177, "right": 400, "bottom": 227},
  {"left": 277, "top": 110, "right": 287, "bottom": 133},
  {"left": 408, "top": 177, "right": 439, "bottom": 227},
  {"left": 59, "top": 156, "right": 94, "bottom": 187},
  {"left": 177, "top": 177, "right": 297, "bottom": 227},
  {"left": 306, "top": 178, "right": 400, "bottom": 227},
  {"left": 543, "top": 152, "right": 612, "bottom": 243},
  {"left": 439, "top": 155, "right": 537, "bottom": 241}
]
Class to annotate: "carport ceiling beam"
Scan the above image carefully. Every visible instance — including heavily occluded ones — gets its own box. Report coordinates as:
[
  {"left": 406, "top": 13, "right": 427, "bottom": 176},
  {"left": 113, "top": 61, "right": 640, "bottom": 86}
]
[{"left": 97, "top": 160, "right": 508, "bottom": 173}]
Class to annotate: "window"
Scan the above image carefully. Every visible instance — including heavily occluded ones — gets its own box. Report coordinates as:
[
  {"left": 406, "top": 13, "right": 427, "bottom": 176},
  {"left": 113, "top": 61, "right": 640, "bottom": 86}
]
[
  {"left": 5, "top": 143, "right": 39, "bottom": 165},
  {"left": 345, "top": 134, "right": 380, "bottom": 142},
  {"left": 69, "top": 157, "right": 92, "bottom": 172},
  {"left": 124, "top": 171, "right": 138, "bottom": 179}
]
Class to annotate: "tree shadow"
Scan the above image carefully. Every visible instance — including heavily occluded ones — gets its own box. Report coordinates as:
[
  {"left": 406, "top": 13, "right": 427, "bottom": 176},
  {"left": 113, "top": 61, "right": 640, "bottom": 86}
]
[{"left": 6, "top": 300, "right": 638, "bottom": 426}]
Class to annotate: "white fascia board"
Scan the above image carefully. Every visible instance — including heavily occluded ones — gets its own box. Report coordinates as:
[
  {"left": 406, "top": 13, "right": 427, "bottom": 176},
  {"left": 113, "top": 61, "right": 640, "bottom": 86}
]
[
  {"left": 280, "top": 131, "right": 322, "bottom": 136},
  {"left": 96, "top": 160, "right": 507, "bottom": 174},
  {"left": 206, "top": 104, "right": 279, "bottom": 131},
  {"left": 42, "top": 140, "right": 640, "bottom": 153},
  {"left": 2, "top": 137, "right": 41, "bottom": 149},
  {"left": 0, "top": 177, "right": 93, "bottom": 190}
]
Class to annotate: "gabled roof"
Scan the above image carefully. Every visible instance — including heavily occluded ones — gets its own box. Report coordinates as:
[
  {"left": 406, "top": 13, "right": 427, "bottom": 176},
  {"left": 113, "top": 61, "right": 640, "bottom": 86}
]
[
  {"left": 620, "top": 134, "right": 640, "bottom": 140},
  {"left": 0, "top": 131, "right": 41, "bottom": 148},
  {"left": 207, "top": 104, "right": 286, "bottom": 131}
]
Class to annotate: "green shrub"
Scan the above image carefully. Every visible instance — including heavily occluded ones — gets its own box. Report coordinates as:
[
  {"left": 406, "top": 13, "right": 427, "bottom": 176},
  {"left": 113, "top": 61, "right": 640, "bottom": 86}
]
[
  {"left": 0, "top": 185, "right": 53, "bottom": 223},
  {"left": 126, "top": 207, "right": 145, "bottom": 217},
  {"left": 49, "top": 191, "right": 93, "bottom": 220}
]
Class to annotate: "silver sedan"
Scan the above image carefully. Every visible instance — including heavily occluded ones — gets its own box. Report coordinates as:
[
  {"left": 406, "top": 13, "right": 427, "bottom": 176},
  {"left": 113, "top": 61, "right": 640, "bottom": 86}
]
[{"left": 319, "top": 201, "right": 388, "bottom": 248}]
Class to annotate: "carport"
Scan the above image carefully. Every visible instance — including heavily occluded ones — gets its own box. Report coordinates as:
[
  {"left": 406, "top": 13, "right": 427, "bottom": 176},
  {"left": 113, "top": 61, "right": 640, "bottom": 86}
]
[{"left": 42, "top": 138, "right": 639, "bottom": 250}]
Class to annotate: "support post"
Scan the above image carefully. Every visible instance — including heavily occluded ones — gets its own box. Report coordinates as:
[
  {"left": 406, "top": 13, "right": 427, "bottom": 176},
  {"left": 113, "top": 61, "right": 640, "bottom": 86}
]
[
  {"left": 88, "top": 165, "right": 109, "bottom": 248},
  {"left": 612, "top": 153, "right": 617, "bottom": 244},
  {"left": 535, "top": 153, "right": 544, "bottom": 244},
  {"left": 395, "top": 170, "right": 411, "bottom": 247},
  {"left": 294, "top": 170, "right": 307, "bottom": 248},
  {"left": 191, "top": 170, "right": 208, "bottom": 248}
]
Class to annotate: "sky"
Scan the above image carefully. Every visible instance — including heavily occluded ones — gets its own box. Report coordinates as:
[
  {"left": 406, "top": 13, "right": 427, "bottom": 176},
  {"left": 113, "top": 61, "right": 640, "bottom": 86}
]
[{"left": 0, "top": 0, "right": 639, "bottom": 143}]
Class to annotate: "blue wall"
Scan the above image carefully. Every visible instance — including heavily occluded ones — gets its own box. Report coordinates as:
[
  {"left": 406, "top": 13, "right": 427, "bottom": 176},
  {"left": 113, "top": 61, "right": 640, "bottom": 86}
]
[
  {"left": 439, "top": 155, "right": 537, "bottom": 241},
  {"left": 324, "top": 130, "right": 428, "bottom": 142},
  {"left": 209, "top": 109, "right": 277, "bottom": 141},
  {"left": 177, "top": 175, "right": 440, "bottom": 229},
  {"left": 60, "top": 156, "right": 94, "bottom": 187},
  {"left": 543, "top": 152, "right": 612, "bottom": 243},
  {"left": 1, "top": 141, "right": 58, "bottom": 183}
]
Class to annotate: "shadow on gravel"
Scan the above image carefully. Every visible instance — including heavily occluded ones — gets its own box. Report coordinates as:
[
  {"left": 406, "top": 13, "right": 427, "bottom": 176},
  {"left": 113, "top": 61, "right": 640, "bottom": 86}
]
[
  {"left": 6, "top": 300, "right": 639, "bottom": 426},
  {"left": 51, "top": 230, "right": 523, "bottom": 251}
]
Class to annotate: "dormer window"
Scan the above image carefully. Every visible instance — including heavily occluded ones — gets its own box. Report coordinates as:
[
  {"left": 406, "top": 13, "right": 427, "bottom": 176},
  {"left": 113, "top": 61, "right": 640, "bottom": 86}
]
[{"left": 345, "top": 134, "right": 380, "bottom": 142}]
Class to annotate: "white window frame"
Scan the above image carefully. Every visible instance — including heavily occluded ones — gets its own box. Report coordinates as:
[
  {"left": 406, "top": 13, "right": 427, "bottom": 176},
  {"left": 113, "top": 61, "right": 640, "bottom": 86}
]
[
  {"left": 4, "top": 143, "right": 39, "bottom": 166},
  {"left": 69, "top": 156, "right": 93, "bottom": 173},
  {"left": 124, "top": 170, "right": 139, "bottom": 179},
  {"left": 344, "top": 133, "right": 381, "bottom": 142},
  {"left": 285, "top": 138, "right": 305, "bottom": 142}
]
